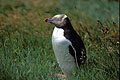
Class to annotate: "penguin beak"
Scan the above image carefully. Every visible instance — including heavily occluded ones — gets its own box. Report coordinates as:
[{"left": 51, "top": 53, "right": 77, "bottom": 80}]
[{"left": 44, "top": 18, "right": 54, "bottom": 23}]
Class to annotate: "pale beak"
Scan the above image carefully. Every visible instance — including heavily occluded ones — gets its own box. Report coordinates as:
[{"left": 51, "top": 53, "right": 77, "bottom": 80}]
[{"left": 44, "top": 18, "right": 55, "bottom": 23}]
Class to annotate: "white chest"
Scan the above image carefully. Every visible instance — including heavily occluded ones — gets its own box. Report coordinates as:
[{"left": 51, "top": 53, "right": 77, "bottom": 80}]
[{"left": 52, "top": 27, "right": 76, "bottom": 76}]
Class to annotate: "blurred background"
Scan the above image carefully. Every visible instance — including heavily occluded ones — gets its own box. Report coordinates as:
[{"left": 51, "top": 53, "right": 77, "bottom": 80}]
[{"left": 0, "top": 0, "right": 119, "bottom": 80}]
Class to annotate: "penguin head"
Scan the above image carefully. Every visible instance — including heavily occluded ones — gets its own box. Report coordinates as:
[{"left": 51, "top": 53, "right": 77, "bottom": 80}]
[{"left": 45, "top": 14, "right": 70, "bottom": 28}]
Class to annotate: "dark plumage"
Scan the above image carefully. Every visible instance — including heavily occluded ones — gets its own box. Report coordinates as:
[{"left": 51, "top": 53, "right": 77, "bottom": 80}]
[{"left": 63, "top": 18, "right": 86, "bottom": 67}]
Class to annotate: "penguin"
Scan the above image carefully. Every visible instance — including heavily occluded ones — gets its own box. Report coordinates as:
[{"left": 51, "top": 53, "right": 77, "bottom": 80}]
[{"left": 44, "top": 14, "right": 86, "bottom": 78}]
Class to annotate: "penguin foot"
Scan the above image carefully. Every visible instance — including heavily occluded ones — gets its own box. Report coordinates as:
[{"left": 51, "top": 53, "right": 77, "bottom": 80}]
[{"left": 56, "top": 73, "right": 66, "bottom": 79}]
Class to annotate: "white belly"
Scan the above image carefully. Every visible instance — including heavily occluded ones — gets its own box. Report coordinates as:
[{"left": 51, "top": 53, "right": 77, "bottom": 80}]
[{"left": 52, "top": 27, "right": 76, "bottom": 76}]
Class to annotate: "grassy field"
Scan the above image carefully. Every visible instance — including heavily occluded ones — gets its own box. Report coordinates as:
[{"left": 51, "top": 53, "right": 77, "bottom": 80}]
[{"left": 0, "top": 0, "right": 119, "bottom": 80}]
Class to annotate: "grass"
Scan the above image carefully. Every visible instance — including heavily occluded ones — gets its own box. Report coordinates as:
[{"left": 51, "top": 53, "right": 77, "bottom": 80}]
[{"left": 0, "top": 0, "right": 119, "bottom": 80}]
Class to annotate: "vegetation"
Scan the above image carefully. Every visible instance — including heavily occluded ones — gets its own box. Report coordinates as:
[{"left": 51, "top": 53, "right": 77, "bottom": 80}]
[{"left": 0, "top": 0, "right": 119, "bottom": 80}]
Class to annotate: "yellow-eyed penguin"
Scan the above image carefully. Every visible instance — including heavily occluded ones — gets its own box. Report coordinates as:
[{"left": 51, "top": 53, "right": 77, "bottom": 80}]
[{"left": 45, "top": 14, "right": 86, "bottom": 78}]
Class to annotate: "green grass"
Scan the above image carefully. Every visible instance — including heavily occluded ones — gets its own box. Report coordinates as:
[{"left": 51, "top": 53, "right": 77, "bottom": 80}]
[{"left": 0, "top": 0, "right": 119, "bottom": 80}]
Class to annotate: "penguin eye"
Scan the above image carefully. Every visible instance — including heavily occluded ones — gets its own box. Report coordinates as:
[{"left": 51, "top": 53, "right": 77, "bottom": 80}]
[
  {"left": 52, "top": 16, "right": 63, "bottom": 21},
  {"left": 52, "top": 17, "right": 59, "bottom": 21},
  {"left": 57, "top": 18, "right": 62, "bottom": 21}
]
